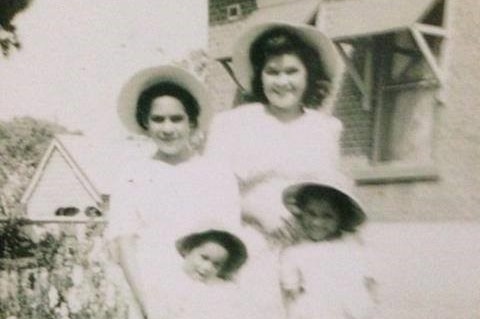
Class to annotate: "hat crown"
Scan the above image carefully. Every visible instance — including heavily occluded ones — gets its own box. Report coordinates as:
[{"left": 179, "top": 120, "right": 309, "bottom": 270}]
[
  {"left": 117, "top": 65, "right": 212, "bottom": 135},
  {"left": 232, "top": 21, "right": 341, "bottom": 93}
]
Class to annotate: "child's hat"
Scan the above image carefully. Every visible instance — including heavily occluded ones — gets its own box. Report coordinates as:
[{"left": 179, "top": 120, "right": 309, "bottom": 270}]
[
  {"left": 175, "top": 228, "right": 248, "bottom": 277},
  {"left": 232, "top": 21, "right": 342, "bottom": 93},
  {"left": 117, "top": 65, "right": 212, "bottom": 135},
  {"left": 282, "top": 174, "right": 366, "bottom": 231}
]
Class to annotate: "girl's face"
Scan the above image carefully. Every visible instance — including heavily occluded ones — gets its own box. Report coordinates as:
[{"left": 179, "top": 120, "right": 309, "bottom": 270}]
[
  {"left": 261, "top": 53, "right": 308, "bottom": 114},
  {"left": 147, "top": 96, "right": 193, "bottom": 162},
  {"left": 299, "top": 197, "right": 340, "bottom": 241},
  {"left": 183, "top": 241, "right": 229, "bottom": 283}
]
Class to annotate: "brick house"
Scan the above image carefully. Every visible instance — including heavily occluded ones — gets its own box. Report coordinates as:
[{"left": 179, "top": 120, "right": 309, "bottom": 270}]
[{"left": 207, "top": 0, "right": 480, "bottom": 222}]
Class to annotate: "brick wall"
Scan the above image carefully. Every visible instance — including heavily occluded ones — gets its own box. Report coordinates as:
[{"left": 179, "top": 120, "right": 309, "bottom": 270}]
[
  {"left": 352, "top": 0, "right": 480, "bottom": 221},
  {"left": 334, "top": 75, "right": 373, "bottom": 157},
  {"left": 205, "top": 60, "right": 239, "bottom": 111},
  {"left": 207, "top": 0, "right": 480, "bottom": 221},
  {"left": 209, "top": 0, "right": 257, "bottom": 25}
]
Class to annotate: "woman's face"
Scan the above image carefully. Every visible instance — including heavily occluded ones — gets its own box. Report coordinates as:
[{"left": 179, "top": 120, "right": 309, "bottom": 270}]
[
  {"left": 147, "top": 95, "right": 193, "bottom": 161},
  {"left": 261, "top": 53, "right": 308, "bottom": 113}
]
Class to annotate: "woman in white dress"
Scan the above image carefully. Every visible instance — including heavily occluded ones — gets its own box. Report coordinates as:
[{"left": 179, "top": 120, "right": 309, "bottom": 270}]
[
  {"left": 205, "top": 21, "right": 345, "bottom": 319},
  {"left": 107, "top": 65, "right": 242, "bottom": 319},
  {"left": 207, "top": 21, "right": 344, "bottom": 244}
]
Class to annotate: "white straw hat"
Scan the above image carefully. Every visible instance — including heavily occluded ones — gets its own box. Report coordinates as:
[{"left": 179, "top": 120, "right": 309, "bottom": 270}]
[
  {"left": 232, "top": 21, "right": 341, "bottom": 93},
  {"left": 282, "top": 175, "right": 366, "bottom": 230},
  {"left": 117, "top": 65, "right": 211, "bottom": 135}
]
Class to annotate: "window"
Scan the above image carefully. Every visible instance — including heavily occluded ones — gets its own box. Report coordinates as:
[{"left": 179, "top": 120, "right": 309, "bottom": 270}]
[
  {"left": 226, "top": 4, "right": 242, "bottom": 21},
  {"left": 334, "top": 1, "right": 448, "bottom": 183}
]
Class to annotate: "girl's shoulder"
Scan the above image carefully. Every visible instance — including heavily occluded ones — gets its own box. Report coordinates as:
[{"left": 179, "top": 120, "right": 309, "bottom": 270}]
[
  {"left": 213, "top": 103, "right": 265, "bottom": 123},
  {"left": 284, "top": 239, "right": 357, "bottom": 260},
  {"left": 304, "top": 109, "right": 343, "bottom": 131}
]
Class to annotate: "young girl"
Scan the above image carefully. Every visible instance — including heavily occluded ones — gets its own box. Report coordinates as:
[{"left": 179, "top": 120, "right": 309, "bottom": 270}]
[
  {"left": 149, "top": 228, "right": 248, "bottom": 319},
  {"left": 279, "top": 178, "right": 374, "bottom": 319},
  {"left": 176, "top": 229, "right": 248, "bottom": 283}
]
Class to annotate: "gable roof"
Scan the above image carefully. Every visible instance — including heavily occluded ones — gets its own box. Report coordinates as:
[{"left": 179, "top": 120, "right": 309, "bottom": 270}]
[{"left": 21, "top": 134, "right": 153, "bottom": 206}]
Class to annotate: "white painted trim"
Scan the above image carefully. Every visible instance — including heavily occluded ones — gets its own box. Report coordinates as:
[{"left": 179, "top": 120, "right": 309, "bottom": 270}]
[
  {"left": 226, "top": 4, "right": 242, "bottom": 21},
  {"left": 20, "top": 136, "right": 103, "bottom": 210},
  {"left": 336, "top": 42, "right": 371, "bottom": 110},
  {"left": 20, "top": 140, "right": 58, "bottom": 204},
  {"left": 409, "top": 26, "right": 444, "bottom": 85},
  {"left": 414, "top": 23, "right": 447, "bottom": 37},
  {"left": 55, "top": 137, "right": 103, "bottom": 204},
  {"left": 0, "top": 216, "right": 106, "bottom": 224},
  {"left": 353, "top": 162, "right": 439, "bottom": 184}
]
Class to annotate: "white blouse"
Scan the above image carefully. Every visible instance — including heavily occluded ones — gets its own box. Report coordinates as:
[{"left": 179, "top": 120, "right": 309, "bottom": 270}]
[
  {"left": 106, "top": 154, "right": 242, "bottom": 317},
  {"left": 280, "top": 237, "right": 374, "bottom": 319},
  {"left": 206, "top": 103, "right": 343, "bottom": 190}
]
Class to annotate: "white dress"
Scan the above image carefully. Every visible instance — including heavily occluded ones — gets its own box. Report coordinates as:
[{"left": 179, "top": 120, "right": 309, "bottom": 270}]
[
  {"left": 206, "top": 102, "right": 343, "bottom": 192},
  {"left": 148, "top": 247, "right": 246, "bottom": 319},
  {"left": 205, "top": 103, "right": 343, "bottom": 319},
  {"left": 280, "top": 237, "right": 374, "bottom": 319},
  {"left": 106, "top": 153, "right": 242, "bottom": 318}
]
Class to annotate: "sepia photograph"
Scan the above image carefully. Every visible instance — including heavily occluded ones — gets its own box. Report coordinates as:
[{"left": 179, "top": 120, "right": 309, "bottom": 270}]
[{"left": 1, "top": 0, "right": 479, "bottom": 318}]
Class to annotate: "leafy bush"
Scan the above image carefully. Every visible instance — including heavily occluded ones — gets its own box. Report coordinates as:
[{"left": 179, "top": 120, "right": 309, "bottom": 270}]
[{"left": 0, "top": 222, "right": 128, "bottom": 319}]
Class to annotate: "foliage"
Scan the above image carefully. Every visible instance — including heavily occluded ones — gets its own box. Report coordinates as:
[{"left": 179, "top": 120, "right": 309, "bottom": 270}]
[
  {"left": 0, "top": 117, "right": 73, "bottom": 216},
  {"left": 0, "top": 222, "right": 128, "bottom": 319},
  {"left": 0, "top": 219, "right": 35, "bottom": 259}
]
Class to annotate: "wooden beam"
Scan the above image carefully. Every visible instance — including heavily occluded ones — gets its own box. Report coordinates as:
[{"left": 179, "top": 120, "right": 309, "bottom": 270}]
[
  {"left": 0, "top": 217, "right": 106, "bottom": 224},
  {"left": 409, "top": 26, "right": 444, "bottom": 85},
  {"left": 335, "top": 43, "right": 371, "bottom": 110},
  {"left": 382, "top": 79, "right": 439, "bottom": 91},
  {"left": 435, "top": 0, "right": 452, "bottom": 104},
  {"left": 392, "top": 46, "right": 422, "bottom": 57},
  {"left": 363, "top": 44, "right": 374, "bottom": 111},
  {"left": 218, "top": 59, "right": 246, "bottom": 92},
  {"left": 414, "top": 23, "right": 447, "bottom": 37}
]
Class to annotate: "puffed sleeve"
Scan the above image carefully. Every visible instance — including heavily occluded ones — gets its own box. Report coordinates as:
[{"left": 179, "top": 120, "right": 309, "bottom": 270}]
[{"left": 279, "top": 248, "right": 304, "bottom": 300}]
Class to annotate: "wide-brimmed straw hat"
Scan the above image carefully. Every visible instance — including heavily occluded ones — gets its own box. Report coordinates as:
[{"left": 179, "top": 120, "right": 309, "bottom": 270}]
[
  {"left": 176, "top": 228, "right": 248, "bottom": 278},
  {"left": 232, "top": 21, "right": 341, "bottom": 93},
  {"left": 117, "top": 65, "right": 212, "bottom": 135},
  {"left": 282, "top": 177, "right": 366, "bottom": 231}
]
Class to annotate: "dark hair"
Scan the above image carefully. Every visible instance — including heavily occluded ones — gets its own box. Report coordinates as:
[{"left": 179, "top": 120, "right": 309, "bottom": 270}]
[
  {"left": 136, "top": 82, "right": 200, "bottom": 130},
  {"left": 178, "top": 230, "right": 248, "bottom": 279},
  {"left": 249, "top": 27, "right": 332, "bottom": 109},
  {"left": 295, "top": 185, "right": 361, "bottom": 235}
]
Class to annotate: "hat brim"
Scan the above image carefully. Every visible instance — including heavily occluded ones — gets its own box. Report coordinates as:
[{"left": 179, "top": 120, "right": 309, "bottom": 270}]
[
  {"left": 118, "top": 65, "right": 212, "bottom": 135},
  {"left": 282, "top": 182, "right": 366, "bottom": 229},
  {"left": 232, "top": 21, "right": 341, "bottom": 93},
  {"left": 175, "top": 229, "right": 248, "bottom": 276}
]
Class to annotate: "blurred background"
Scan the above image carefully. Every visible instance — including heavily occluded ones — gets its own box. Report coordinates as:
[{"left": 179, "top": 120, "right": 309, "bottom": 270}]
[{"left": 1, "top": 0, "right": 479, "bottom": 318}]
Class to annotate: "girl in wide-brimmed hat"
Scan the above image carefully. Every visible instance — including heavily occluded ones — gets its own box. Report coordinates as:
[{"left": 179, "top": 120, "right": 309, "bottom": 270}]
[
  {"left": 146, "top": 223, "right": 249, "bottom": 319},
  {"left": 279, "top": 176, "right": 374, "bottom": 319},
  {"left": 108, "top": 65, "right": 242, "bottom": 319},
  {"left": 206, "top": 21, "right": 344, "bottom": 243}
]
